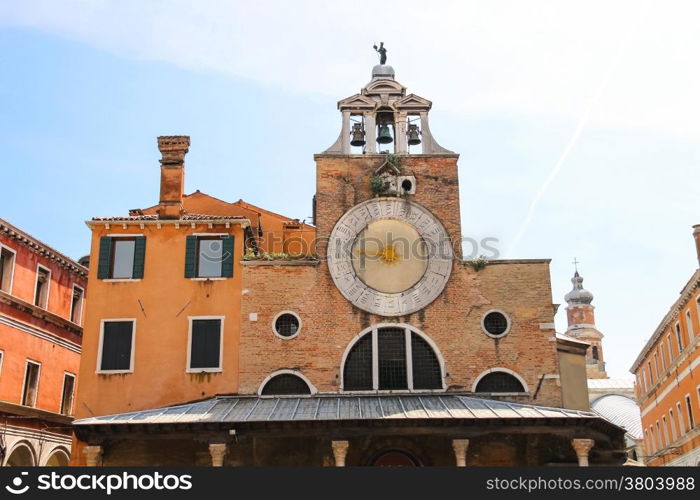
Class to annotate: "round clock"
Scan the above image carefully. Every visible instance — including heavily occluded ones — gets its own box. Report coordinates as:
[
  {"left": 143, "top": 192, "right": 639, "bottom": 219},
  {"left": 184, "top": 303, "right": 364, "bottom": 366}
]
[{"left": 327, "top": 198, "right": 453, "bottom": 316}]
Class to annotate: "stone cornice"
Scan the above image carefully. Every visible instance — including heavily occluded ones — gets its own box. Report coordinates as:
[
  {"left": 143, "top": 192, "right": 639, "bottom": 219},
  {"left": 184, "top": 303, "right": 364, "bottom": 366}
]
[{"left": 0, "top": 218, "right": 87, "bottom": 278}]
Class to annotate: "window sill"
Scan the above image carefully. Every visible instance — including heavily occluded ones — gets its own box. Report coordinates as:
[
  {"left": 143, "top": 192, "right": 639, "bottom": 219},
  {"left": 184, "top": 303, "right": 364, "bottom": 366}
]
[
  {"left": 190, "top": 277, "right": 227, "bottom": 281},
  {"left": 186, "top": 368, "right": 223, "bottom": 373},
  {"left": 96, "top": 370, "right": 133, "bottom": 374},
  {"left": 103, "top": 279, "right": 142, "bottom": 283}
]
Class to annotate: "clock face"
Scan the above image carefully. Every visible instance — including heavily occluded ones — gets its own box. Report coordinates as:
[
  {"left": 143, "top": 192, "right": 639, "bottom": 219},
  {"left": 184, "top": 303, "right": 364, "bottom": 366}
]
[{"left": 328, "top": 198, "right": 453, "bottom": 316}]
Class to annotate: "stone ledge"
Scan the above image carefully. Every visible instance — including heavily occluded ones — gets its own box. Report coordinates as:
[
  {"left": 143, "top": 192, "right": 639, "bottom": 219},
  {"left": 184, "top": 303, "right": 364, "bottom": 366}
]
[{"left": 242, "top": 260, "right": 320, "bottom": 267}]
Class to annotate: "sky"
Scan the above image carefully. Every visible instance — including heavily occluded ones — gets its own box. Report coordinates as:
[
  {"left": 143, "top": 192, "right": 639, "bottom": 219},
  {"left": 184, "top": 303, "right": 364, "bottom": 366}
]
[{"left": 1, "top": 0, "right": 698, "bottom": 377}]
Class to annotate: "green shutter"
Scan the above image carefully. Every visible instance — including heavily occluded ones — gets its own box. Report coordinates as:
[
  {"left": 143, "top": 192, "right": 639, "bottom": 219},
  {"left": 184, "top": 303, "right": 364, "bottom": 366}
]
[
  {"left": 221, "top": 235, "right": 234, "bottom": 278},
  {"left": 185, "top": 235, "right": 197, "bottom": 278},
  {"left": 132, "top": 236, "right": 146, "bottom": 279},
  {"left": 97, "top": 236, "right": 113, "bottom": 279}
]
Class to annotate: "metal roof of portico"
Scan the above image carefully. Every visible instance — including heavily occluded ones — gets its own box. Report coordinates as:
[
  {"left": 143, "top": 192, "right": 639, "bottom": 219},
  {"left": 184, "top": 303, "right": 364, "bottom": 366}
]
[{"left": 73, "top": 394, "right": 613, "bottom": 427}]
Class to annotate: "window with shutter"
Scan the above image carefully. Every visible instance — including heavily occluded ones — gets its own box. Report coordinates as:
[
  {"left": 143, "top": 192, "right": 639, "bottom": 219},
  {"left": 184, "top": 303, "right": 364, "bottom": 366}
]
[
  {"left": 97, "top": 236, "right": 145, "bottom": 280},
  {"left": 99, "top": 320, "right": 135, "bottom": 372},
  {"left": 188, "top": 318, "right": 223, "bottom": 371},
  {"left": 21, "top": 361, "right": 41, "bottom": 407},
  {"left": 186, "top": 235, "right": 235, "bottom": 279}
]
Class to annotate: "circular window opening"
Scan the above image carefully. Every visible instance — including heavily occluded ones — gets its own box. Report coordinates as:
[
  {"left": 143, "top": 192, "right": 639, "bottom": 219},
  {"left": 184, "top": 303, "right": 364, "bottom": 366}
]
[
  {"left": 274, "top": 313, "right": 300, "bottom": 338},
  {"left": 401, "top": 179, "right": 413, "bottom": 192},
  {"left": 483, "top": 311, "right": 509, "bottom": 337}
]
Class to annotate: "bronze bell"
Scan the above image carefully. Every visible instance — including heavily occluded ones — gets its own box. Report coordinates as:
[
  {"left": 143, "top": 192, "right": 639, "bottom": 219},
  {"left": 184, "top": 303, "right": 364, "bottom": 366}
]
[
  {"left": 377, "top": 124, "right": 393, "bottom": 144},
  {"left": 350, "top": 123, "right": 366, "bottom": 147},
  {"left": 407, "top": 123, "right": 421, "bottom": 146}
]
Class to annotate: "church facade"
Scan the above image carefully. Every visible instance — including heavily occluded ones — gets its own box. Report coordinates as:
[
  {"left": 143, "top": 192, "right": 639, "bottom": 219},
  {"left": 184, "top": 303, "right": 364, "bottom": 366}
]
[{"left": 72, "top": 60, "right": 625, "bottom": 466}]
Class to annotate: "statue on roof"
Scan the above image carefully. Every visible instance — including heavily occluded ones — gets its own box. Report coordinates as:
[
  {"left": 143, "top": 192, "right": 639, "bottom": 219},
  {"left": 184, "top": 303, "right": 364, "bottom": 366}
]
[{"left": 373, "top": 42, "right": 387, "bottom": 65}]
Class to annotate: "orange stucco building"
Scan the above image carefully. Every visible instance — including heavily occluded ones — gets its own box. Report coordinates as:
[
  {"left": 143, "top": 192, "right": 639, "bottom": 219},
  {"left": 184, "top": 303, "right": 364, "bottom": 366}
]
[
  {"left": 0, "top": 218, "right": 87, "bottom": 466},
  {"left": 630, "top": 225, "right": 700, "bottom": 466}
]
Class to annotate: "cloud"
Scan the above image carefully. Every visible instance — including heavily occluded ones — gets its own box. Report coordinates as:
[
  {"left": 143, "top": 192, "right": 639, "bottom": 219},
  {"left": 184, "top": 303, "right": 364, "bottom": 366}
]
[{"left": 2, "top": 0, "right": 700, "bottom": 140}]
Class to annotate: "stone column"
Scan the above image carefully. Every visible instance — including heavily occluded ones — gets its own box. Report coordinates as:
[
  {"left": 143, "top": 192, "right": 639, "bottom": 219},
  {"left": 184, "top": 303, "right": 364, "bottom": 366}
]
[
  {"left": 331, "top": 440, "right": 349, "bottom": 467},
  {"left": 395, "top": 112, "right": 408, "bottom": 154},
  {"left": 452, "top": 439, "right": 469, "bottom": 467},
  {"left": 83, "top": 445, "right": 103, "bottom": 467},
  {"left": 209, "top": 443, "right": 228, "bottom": 467},
  {"left": 571, "top": 439, "right": 595, "bottom": 466},
  {"left": 364, "top": 112, "right": 377, "bottom": 153},
  {"left": 341, "top": 111, "right": 351, "bottom": 154}
]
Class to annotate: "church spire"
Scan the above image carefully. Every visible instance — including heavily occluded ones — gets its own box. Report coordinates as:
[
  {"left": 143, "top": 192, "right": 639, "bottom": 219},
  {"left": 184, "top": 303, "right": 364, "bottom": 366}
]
[{"left": 564, "top": 266, "right": 608, "bottom": 379}]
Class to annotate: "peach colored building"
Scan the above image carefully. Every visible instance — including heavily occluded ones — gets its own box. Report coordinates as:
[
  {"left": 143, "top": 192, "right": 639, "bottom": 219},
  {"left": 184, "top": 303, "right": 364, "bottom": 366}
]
[
  {"left": 630, "top": 225, "right": 700, "bottom": 466},
  {"left": 0, "top": 218, "right": 87, "bottom": 466}
]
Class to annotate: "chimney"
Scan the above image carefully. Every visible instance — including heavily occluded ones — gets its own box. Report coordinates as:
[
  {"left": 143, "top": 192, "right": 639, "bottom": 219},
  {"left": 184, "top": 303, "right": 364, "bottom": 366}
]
[
  {"left": 694, "top": 224, "right": 700, "bottom": 268},
  {"left": 156, "top": 136, "right": 190, "bottom": 219}
]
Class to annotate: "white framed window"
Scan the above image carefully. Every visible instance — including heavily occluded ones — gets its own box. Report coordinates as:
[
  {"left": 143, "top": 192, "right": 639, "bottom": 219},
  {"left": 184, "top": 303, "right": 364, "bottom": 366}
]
[
  {"left": 677, "top": 401, "right": 686, "bottom": 435},
  {"left": 341, "top": 323, "right": 445, "bottom": 392},
  {"left": 0, "top": 244, "right": 16, "bottom": 293},
  {"left": 675, "top": 322, "right": 684, "bottom": 352},
  {"left": 667, "top": 334, "right": 674, "bottom": 362},
  {"left": 21, "top": 360, "right": 41, "bottom": 407},
  {"left": 662, "top": 416, "right": 670, "bottom": 447},
  {"left": 647, "top": 361, "right": 654, "bottom": 385},
  {"left": 472, "top": 368, "right": 529, "bottom": 394},
  {"left": 187, "top": 316, "right": 224, "bottom": 373},
  {"left": 60, "top": 372, "right": 76, "bottom": 416},
  {"left": 642, "top": 368, "right": 650, "bottom": 393},
  {"left": 659, "top": 343, "right": 667, "bottom": 371},
  {"left": 653, "top": 352, "right": 660, "bottom": 379},
  {"left": 97, "top": 319, "right": 136, "bottom": 373},
  {"left": 272, "top": 311, "right": 301, "bottom": 339},
  {"left": 669, "top": 409, "right": 678, "bottom": 442},
  {"left": 656, "top": 421, "right": 663, "bottom": 448},
  {"left": 185, "top": 234, "right": 234, "bottom": 280},
  {"left": 34, "top": 264, "right": 51, "bottom": 309},
  {"left": 0, "top": 349, "right": 4, "bottom": 378},
  {"left": 258, "top": 369, "right": 317, "bottom": 396},
  {"left": 686, "top": 310, "right": 694, "bottom": 340},
  {"left": 70, "top": 285, "right": 84, "bottom": 325},
  {"left": 481, "top": 309, "right": 511, "bottom": 338},
  {"left": 97, "top": 234, "right": 146, "bottom": 281},
  {"left": 685, "top": 394, "right": 695, "bottom": 430}
]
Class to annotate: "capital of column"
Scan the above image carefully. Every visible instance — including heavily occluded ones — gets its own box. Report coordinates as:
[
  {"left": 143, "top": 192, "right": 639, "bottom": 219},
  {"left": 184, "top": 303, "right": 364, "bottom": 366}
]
[
  {"left": 571, "top": 438, "right": 595, "bottom": 466},
  {"left": 331, "top": 440, "right": 350, "bottom": 467},
  {"left": 209, "top": 443, "right": 228, "bottom": 467},
  {"left": 83, "top": 445, "right": 103, "bottom": 467},
  {"left": 452, "top": 439, "right": 470, "bottom": 467}
]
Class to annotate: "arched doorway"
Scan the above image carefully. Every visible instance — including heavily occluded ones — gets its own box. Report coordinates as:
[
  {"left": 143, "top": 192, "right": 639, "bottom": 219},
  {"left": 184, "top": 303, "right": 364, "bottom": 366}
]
[
  {"left": 45, "top": 449, "right": 70, "bottom": 466},
  {"left": 370, "top": 450, "right": 421, "bottom": 467},
  {"left": 5, "top": 443, "right": 35, "bottom": 466}
]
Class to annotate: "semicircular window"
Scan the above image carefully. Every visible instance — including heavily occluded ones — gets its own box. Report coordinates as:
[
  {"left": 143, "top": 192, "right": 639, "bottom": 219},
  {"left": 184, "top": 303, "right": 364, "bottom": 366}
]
[
  {"left": 343, "top": 327, "right": 442, "bottom": 391},
  {"left": 474, "top": 372, "right": 525, "bottom": 393},
  {"left": 261, "top": 373, "right": 311, "bottom": 395}
]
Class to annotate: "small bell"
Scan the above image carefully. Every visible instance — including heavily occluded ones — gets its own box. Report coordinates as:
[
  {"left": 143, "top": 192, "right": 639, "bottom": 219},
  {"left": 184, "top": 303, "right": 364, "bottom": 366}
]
[
  {"left": 350, "top": 123, "right": 366, "bottom": 147},
  {"left": 377, "top": 124, "right": 393, "bottom": 144},
  {"left": 407, "top": 123, "right": 421, "bottom": 146}
]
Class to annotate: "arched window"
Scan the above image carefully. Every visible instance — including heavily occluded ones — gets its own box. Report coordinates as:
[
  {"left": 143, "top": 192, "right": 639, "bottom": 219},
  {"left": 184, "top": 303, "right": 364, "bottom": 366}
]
[
  {"left": 260, "top": 372, "right": 312, "bottom": 395},
  {"left": 5, "top": 443, "right": 35, "bottom": 466},
  {"left": 474, "top": 371, "right": 526, "bottom": 393},
  {"left": 342, "top": 325, "right": 443, "bottom": 391},
  {"left": 592, "top": 345, "right": 599, "bottom": 360}
]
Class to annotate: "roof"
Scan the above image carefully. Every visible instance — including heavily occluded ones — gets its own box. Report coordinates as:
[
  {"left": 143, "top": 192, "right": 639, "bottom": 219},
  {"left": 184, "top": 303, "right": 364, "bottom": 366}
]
[
  {"left": 0, "top": 218, "right": 88, "bottom": 277},
  {"left": 587, "top": 378, "right": 635, "bottom": 390},
  {"left": 630, "top": 269, "right": 700, "bottom": 371},
  {"left": 73, "top": 394, "right": 615, "bottom": 428},
  {"left": 590, "top": 394, "right": 643, "bottom": 439},
  {"left": 90, "top": 214, "right": 247, "bottom": 222}
]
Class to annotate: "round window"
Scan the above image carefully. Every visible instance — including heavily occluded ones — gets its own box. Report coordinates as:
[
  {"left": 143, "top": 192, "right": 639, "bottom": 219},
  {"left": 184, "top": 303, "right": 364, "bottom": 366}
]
[
  {"left": 274, "top": 312, "right": 300, "bottom": 338},
  {"left": 482, "top": 311, "right": 510, "bottom": 337}
]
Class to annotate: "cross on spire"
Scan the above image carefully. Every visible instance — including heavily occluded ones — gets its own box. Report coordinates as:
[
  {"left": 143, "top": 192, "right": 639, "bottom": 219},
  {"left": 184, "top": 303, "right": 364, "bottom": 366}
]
[{"left": 572, "top": 257, "right": 580, "bottom": 273}]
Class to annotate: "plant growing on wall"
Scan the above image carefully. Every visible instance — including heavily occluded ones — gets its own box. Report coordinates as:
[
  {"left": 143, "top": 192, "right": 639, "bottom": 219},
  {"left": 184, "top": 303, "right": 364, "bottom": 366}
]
[
  {"left": 466, "top": 255, "right": 489, "bottom": 271},
  {"left": 387, "top": 153, "right": 402, "bottom": 170},
  {"left": 370, "top": 175, "right": 386, "bottom": 196}
]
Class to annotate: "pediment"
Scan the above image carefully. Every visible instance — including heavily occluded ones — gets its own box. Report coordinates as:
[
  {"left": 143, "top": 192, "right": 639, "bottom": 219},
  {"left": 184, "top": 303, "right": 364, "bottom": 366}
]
[
  {"left": 338, "top": 94, "right": 377, "bottom": 110},
  {"left": 374, "top": 159, "right": 401, "bottom": 176},
  {"left": 394, "top": 93, "right": 432, "bottom": 111},
  {"left": 363, "top": 79, "right": 405, "bottom": 96}
]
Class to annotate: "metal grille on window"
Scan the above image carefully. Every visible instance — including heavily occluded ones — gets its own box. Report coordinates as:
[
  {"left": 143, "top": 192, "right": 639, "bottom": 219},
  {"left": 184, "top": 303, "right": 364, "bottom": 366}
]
[
  {"left": 378, "top": 328, "right": 407, "bottom": 390},
  {"left": 261, "top": 374, "right": 311, "bottom": 395},
  {"left": 483, "top": 312, "right": 508, "bottom": 335},
  {"left": 343, "top": 333, "right": 373, "bottom": 390},
  {"left": 411, "top": 332, "right": 441, "bottom": 389},
  {"left": 474, "top": 372, "right": 525, "bottom": 393},
  {"left": 274, "top": 313, "right": 300, "bottom": 337}
]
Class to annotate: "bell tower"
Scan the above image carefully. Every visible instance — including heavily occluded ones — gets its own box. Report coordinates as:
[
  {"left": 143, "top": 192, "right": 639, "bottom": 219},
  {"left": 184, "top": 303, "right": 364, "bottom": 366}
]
[
  {"left": 564, "top": 269, "right": 608, "bottom": 379},
  {"left": 323, "top": 44, "right": 452, "bottom": 156}
]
